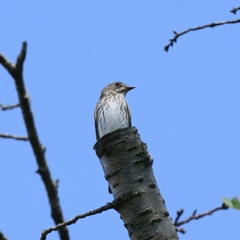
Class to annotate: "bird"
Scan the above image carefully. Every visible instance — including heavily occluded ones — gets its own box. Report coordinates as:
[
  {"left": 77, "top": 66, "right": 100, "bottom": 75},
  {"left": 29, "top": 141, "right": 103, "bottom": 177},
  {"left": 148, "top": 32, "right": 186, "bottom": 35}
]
[{"left": 94, "top": 82, "right": 135, "bottom": 141}]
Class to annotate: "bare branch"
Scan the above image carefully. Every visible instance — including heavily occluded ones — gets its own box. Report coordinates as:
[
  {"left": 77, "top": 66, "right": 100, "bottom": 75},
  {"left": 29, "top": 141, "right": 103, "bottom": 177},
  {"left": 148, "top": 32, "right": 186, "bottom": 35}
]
[
  {"left": 40, "top": 201, "right": 115, "bottom": 240},
  {"left": 174, "top": 209, "right": 184, "bottom": 226},
  {"left": 16, "top": 42, "right": 27, "bottom": 69},
  {"left": 0, "top": 42, "right": 69, "bottom": 240},
  {"left": 230, "top": 6, "right": 240, "bottom": 15},
  {"left": 0, "top": 231, "right": 8, "bottom": 240},
  {"left": 174, "top": 203, "right": 229, "bottom": 233},
  {"left": 175, "top": 228, "right": 185, "bottom": 234},
  {"left": 94, "top": 127, "right": 179, "bottom": 240},
  {"left": 41, "top": 191, "right": 142, "bottom": 240},
  {"left": 0, "top": 103, "right": 20, "bottom": 111},
  {"left": 164, "top": 19, "right": 240, "bottom": 52},
  {"left": 0, "top": 52, "right": 15, "bottom": 74},
  {"left": 0, "top": 133, "right": 28, "bottom": 141}
]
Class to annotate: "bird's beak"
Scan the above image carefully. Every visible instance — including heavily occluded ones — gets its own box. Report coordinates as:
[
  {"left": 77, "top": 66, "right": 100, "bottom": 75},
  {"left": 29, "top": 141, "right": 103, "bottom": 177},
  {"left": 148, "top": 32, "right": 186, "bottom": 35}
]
[{"left": 126, "top": 86, "right": 135, "bottom": 92}]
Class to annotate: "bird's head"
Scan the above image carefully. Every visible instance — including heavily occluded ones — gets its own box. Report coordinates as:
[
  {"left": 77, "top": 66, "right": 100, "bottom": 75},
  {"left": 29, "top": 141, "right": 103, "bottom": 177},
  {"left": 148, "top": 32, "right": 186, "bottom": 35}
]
[{"left": 102, "top": 82, "right": 135, "bottom": 97}]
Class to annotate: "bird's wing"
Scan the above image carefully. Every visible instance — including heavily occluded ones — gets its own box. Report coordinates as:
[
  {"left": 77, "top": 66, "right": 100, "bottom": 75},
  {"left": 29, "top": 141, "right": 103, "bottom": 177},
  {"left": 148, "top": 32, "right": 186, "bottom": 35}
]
[
  {"left": 125, "top": 104, "right": 132, "bottom": 126},
  {"left": 94, "top": 108, "right": 100, "bottom": 140}
]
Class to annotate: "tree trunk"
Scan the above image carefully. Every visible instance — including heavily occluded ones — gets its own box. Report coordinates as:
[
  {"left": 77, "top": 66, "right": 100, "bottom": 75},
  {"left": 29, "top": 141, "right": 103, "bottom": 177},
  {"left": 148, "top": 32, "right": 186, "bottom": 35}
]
[{"left": 94, "top": 127, "right": 179, "bottom": 240}]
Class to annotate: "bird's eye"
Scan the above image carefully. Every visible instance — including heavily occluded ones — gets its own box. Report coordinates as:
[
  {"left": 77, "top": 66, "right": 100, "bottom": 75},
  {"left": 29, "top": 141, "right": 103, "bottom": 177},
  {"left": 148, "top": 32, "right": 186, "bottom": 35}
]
[{"left": 115, "top": 82, "right": 120, "bottom": 86}]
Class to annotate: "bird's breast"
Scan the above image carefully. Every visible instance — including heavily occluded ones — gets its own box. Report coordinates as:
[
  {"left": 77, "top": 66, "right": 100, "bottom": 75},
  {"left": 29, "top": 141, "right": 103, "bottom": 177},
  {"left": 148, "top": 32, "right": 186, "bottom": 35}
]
[{"left": 97, "top": 95, "right": 130, "bottom": 138}]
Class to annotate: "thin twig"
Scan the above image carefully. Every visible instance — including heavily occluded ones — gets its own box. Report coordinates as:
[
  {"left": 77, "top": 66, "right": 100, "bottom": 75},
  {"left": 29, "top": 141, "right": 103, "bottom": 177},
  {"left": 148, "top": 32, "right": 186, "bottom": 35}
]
[
  {"left": 0, "top": 42, "right": 69, "bottom": 240},
  {"left": 0, "top": 52, "right": 15, "bottom": 73},
  {"left": 174, "top": 209, "right": 184, "bottom": 225},
  {"left": 0, "top": 133, "right": 28, "bottom": 141},
  {"left": 0, "top": 103, "right": 20, "bottom": 111},
  {"left": 175, "top": 227, "right": 185, "bottom": 234},
  {"left": 41, "top": 191, "right": 140, "bottom": 240},
  {"left": 230, "top": 6, "right": 240, "bottom": 15},
  {"left": 0, "top": 231, "right": 8, "bottom": 240},
  {"left": 173, "top": 203, "right": 229, "bottom": 233},
  {"left": 164, "top": 19, "right": 240, "bottom": 52},
  {"left": 40, "top": 202, "right": 115, "bottom": 240}
]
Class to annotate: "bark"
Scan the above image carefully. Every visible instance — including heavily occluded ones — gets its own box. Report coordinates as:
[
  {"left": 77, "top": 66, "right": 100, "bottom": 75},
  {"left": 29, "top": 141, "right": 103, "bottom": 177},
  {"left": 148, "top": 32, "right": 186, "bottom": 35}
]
[{"left": 94, "top": 127, "right": 179, "bottom": 240}]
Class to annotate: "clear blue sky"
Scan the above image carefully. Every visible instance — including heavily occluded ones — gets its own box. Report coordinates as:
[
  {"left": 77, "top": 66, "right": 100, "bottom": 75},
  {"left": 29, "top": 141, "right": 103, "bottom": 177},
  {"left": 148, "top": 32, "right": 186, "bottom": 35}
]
[{"left": 1, "top": 1, "right": 239, "bottom": 239}]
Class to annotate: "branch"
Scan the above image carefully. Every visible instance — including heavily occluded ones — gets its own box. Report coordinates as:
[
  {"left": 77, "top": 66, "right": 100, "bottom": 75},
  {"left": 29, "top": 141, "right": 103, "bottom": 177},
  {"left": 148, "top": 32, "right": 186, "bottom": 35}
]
[
  {"left": 164, "top": 19, "right": 240, "bottom": 52},
  {"left": 41, "top": 191, "right": 147, "bottom": 240},
  {"left": 94, "top": 127, "right": 179, "bottom": 240},
  {"left": 175, "top": 227, "right": 185, "bottom": 234},
  {"left": 174, "top": 203, "right": 229, "bottom": 233},
  {"left": 0, "top": 103, "right": 20, "bottom": 111},
  {"left": 0, "top": 133, "right": 28, "bottom": 141},
  {"left": 0, "top": 52, "right": 15, "bottom": 74},
  {"left": 40, "top": 201, "right": 115, "bottom": 240},
  {"left": 0, "top": 42, "right": 69, "bottom": 240},
  {"left": 230, "top": 6, "right": 240, "bottom": 15},
  {"left": 0, "top": 232, "right": 8, "bottom": 240}
]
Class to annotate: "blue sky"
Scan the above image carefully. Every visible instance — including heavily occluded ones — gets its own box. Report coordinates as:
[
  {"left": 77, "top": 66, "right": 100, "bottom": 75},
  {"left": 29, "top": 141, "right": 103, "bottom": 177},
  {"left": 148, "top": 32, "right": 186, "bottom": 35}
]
[{"left": 1, "top": 1, "right": 239, "bottom": 239}]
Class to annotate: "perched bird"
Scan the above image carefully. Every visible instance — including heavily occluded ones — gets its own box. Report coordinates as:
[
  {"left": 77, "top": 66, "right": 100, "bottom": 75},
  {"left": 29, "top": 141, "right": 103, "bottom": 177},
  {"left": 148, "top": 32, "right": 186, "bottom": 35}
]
[{"left": 94, "top": 82, "right": 135, "bottom": 141}]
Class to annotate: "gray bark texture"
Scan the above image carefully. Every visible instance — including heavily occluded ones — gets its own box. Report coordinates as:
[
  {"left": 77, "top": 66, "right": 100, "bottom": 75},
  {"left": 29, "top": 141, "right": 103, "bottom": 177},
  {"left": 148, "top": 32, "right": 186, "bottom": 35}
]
[{"left": 94, "top": 127, "right": 179, "bottom": 240}]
